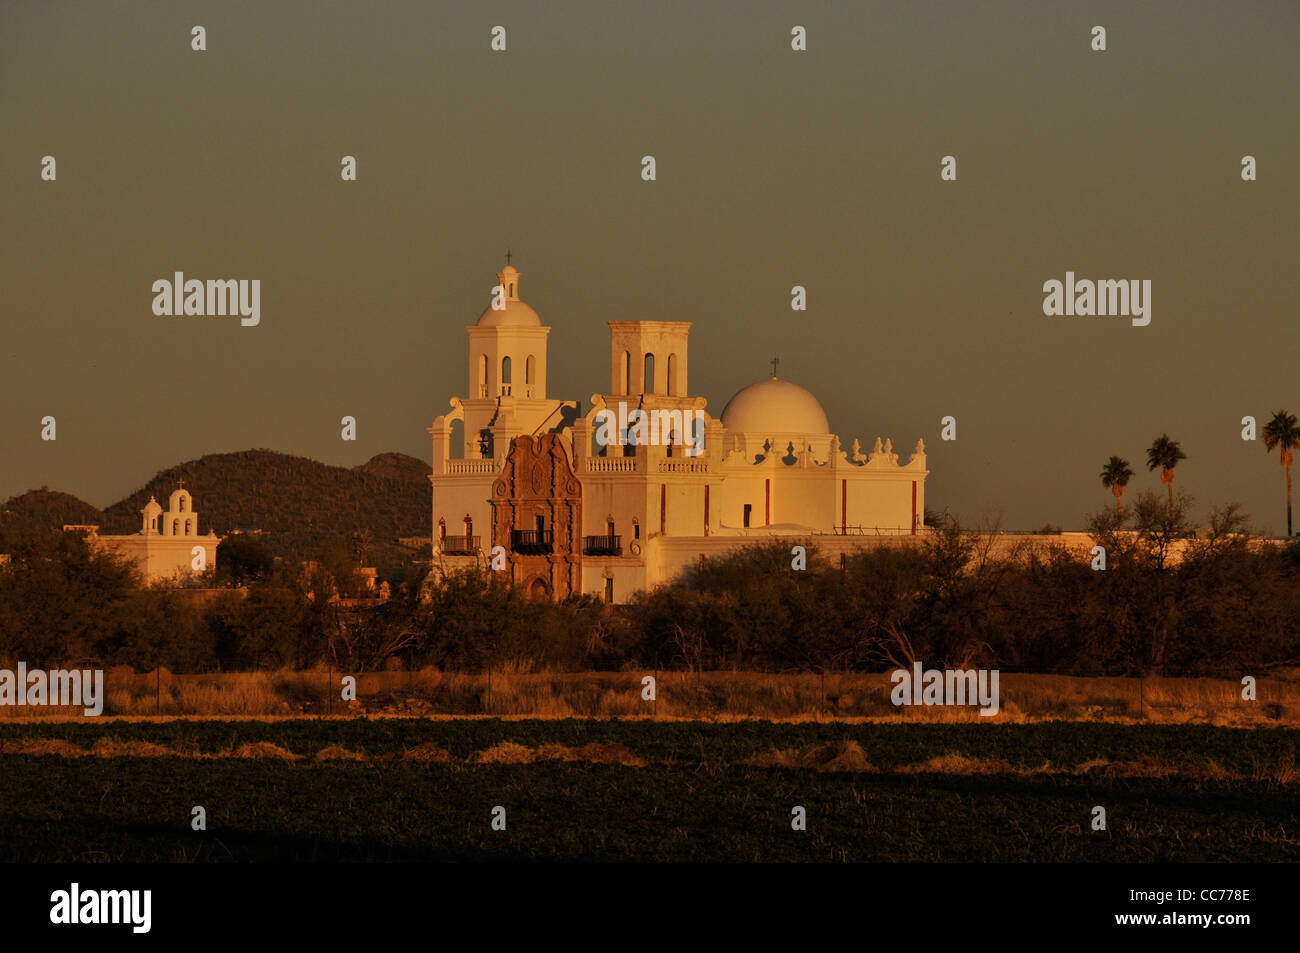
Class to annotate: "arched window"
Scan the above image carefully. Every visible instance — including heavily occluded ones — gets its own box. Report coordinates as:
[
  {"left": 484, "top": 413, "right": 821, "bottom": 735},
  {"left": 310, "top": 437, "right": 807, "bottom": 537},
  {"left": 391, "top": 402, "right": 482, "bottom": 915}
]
[
  {"left": 667, "top": 354, "right": 678, "bottom": 395},
  {"left": 644, "top": 353, "right": 656, "bottom": 395},
  {"left": 179, "top": 497, "right": 187, "bottom": 512},
  {"left": 621, "top": 351, "right": 631, "bottom": 395},
  {"left": 446, "top": 418, "right": 465, "bottom": 459},
  {"left": 623, "top": 411, "right": 638, "bottom": 457},
  {"left": 172, "top": 519, "right": 180, "bottom": 536},
  {"left": 184, "top": 519, "right": 193, "bottom": 536},
  {"left": 525, "top": 355, "right": 535, "bottom": 384},
  {"left": 501, "top": 356, "right": 512, "bottom": 383},
  {"left": 478, "top": 354, "right": 488, "bottom": 398}
]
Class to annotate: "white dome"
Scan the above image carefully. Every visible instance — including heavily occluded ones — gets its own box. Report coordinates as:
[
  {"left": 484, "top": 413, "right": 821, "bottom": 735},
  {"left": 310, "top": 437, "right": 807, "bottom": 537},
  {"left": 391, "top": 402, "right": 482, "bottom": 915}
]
[
  {"left": 476, "top": 298, "right": 541, "bottom": 328},
  {"left": 720, "top": 377, "right": 830, "bottom": 435},
  {"left": 476, "top": 264, "right": 541, "bottom": 327}
]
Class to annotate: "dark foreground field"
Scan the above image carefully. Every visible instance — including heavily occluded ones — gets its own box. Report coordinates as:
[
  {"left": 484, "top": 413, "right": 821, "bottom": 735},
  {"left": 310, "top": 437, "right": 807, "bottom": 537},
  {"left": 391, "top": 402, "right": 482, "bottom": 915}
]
[{"left": 1, "top": 720, "right": 1296, "bottom": 861}]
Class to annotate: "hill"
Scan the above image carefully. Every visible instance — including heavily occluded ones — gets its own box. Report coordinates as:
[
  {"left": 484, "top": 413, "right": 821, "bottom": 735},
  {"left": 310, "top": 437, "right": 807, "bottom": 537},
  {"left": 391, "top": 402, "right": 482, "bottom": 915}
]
[
  {"left": 0, "top": 488, "right": 106, "bottom": 530},
  {"left": 353, "top": 451, "right": 432, "bottom": 483},
  {"left": 94, "top": 450, "right": 430, "bottom": 566}
]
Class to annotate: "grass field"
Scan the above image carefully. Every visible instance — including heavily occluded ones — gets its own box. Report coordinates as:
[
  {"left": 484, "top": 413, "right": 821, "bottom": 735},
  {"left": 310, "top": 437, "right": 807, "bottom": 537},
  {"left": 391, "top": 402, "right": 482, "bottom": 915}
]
[
  {"left": 3, "top": 668, "right": 1296, "bottom": 724},
  {"left": 1, "top": 719, "right": 1296, "bottom": 861}
]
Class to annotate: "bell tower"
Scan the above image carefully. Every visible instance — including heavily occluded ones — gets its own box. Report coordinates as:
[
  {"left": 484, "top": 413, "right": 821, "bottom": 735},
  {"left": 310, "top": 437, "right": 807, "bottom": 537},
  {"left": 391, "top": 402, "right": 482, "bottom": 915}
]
[
  {"left": 466, "top": 259, "right": 549, "bottom": 405},
  {"left": 608, "top": 321, "right": 691, "bottom": 397},
  {"left": 162, "top": 486, "right": 200, "bottom": 538}
]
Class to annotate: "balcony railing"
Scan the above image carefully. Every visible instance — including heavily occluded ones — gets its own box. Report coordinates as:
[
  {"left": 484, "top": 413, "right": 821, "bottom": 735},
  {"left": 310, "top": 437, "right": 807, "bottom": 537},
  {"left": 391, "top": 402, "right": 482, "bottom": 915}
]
[
  {"left": 445, "top": 458, "right": 497, "bottom": 475},
  {"left": 511, "top": 529, "right": 554, "bottom": 554},
  {"left": 439, "top": 535, "right": 480, "bottom": 554},
  {"left": 584, "top": 456, "right": 639, "bottom": 474},
  {"left": 583, "top": 534, "right": 622, "bottom": 556},
  {"left": 658, "top": 459, "right": 708, "bottom": 474}
]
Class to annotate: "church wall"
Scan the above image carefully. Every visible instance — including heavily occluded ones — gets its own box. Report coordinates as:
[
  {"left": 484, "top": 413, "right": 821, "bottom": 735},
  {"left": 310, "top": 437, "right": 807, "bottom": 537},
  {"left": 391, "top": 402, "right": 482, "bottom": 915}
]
[
  {"left": 648, "top": 534, "right": 926, "bottom": 592},
  {"left": 578, "top": 475, "right": 646, "bottom": 544},
  {"left": 432, "top": 477, "right": 494, "bottom": 555},
  {"left": 843, "top": 471, "right": 921, "bottom": 532},
  {"left": 458, "top": 397, "right": 568, "bottom": 459},
  {"left": 766, "top": 470, "right": 834, "bottom": 529},
  {"left": 715, "top": 471, "right": 775, "bottom": 529},
  {"left": 581, "top": 561, "right": 649, "bottom": 604},
  {"left": 92, "top": 534, "right": 218, "bottom": 583},
  {"left": 660, "top": 477, "right": 707, "bottom": 537},
  {"left": 708, "top": 465, "right": 924, "bottom": 535},
  {"left": 457, "top": 399, "right": 499, "bottom": 457}
]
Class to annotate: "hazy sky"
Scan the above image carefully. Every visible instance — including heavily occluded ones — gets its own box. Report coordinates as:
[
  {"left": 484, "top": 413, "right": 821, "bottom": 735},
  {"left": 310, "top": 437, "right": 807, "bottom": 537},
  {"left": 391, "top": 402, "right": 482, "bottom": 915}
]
[{"left": 2, "top": 1, "right": 1297, "bottom": 532}]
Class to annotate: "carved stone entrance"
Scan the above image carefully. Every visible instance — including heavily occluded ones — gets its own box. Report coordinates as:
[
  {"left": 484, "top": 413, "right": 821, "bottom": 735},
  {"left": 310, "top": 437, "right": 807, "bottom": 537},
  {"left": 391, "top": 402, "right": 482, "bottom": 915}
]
[{"left": 491, "top": 434, "right": 582, "bottom": 600}]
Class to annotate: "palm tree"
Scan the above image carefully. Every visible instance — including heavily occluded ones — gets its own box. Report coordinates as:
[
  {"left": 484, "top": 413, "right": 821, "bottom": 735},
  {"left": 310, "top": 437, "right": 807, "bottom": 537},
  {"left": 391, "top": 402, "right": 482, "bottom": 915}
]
[
  {"left": 1145, "top": 435, "right": 1186, "bottom": 515},
  {"left": 1263, "top": 410, "right": 1299, "bottom": 537},
  {"left": 1100, "top": 456, "right": 1134, "bottom": 517}
]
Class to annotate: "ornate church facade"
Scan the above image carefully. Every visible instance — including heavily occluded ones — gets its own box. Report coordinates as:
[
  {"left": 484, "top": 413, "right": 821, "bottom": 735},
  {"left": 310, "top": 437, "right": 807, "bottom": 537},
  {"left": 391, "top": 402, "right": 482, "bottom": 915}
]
[{"left": 428, "top": 261, "right": 929, "bottom": 603}]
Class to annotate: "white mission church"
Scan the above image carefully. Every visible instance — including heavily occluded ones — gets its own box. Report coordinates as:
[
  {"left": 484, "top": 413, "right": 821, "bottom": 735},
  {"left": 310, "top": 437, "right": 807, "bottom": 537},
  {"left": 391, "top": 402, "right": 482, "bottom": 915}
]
[{"left": 428, "top": 260, "right": 929, "bottom": 603}]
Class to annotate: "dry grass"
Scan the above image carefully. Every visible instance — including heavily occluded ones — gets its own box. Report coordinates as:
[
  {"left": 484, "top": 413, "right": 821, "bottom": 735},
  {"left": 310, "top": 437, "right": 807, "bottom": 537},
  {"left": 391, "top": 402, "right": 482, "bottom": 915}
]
[
  {"left": 470, "top": 741, "right": 647, "bottom": 767},
  {"left": 230, "top": 741, "right": 298, "bottom": 761},
  {"left": 741, "top": 744, "right": 1300, "bottom": 783},
  {"left": 401, "top": 742, "right": 454, "bottom": 763},
  {"left": 314, "top": 745, "right": 365, "bottom": 762},
  {"left": 90, "top": 739, "right": 175, "bottom": 758},
  {"left": 749, "top": 740, "right": 876, "bottom": 772},
  {"left": 0, "top": 738, "right": 88, "bottom": 757},
  {"left": 0, "top": 667, "right": 1295, "bottom": 725},
  {"left": 472, "top": 742, "right": 538, "bottom": 764},
  {"left": 538, "top": 742, "right": 648, "bottom": 767},
  {"left": 899, "top": 753, "right": 1022, "bottom": 775},
  {"left": 0, "top": 733, "right": 1294, "bottom": 782}
]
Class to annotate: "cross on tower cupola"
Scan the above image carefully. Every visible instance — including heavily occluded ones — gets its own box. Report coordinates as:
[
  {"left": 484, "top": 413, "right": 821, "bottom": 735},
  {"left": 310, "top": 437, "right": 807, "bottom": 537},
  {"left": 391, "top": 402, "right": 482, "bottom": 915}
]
[{"left": 498, "top": 258, "right": 520, "bottom": 300}]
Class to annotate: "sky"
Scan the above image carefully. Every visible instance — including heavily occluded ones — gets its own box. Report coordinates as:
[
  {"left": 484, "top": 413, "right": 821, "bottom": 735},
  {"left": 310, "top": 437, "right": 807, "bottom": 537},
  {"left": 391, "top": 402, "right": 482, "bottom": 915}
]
[{"left": 1, "top": 0, "right": 1297, "bottom": 532}]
